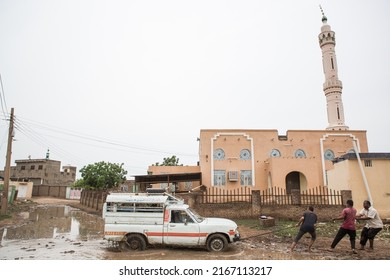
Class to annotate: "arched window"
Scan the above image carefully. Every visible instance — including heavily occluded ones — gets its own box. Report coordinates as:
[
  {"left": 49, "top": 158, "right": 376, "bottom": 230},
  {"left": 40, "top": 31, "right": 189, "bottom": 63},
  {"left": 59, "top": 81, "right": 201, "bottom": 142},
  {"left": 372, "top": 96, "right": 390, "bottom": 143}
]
[
  {"left": 213, "top": 148, "right": 225, "bottom": 160},
  {"left": 240, "top": 149, "right": 251, "bottom": 160},
  {"left": 270, "top": 149, "right": 281, "bottom": 157},
  {"left": 294, "top": 149, "right": 306, "bottom": 158},
  {"left": 324, "top": 149, "right": 335, "bottom": 160}
]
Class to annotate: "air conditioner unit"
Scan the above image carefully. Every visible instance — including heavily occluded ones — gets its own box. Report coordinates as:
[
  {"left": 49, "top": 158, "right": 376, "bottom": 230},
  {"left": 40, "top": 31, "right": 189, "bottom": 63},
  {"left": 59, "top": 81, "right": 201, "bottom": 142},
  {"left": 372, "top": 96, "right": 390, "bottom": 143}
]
[{"left": 228, "top": 171, "right": 238, "bottom": 181}]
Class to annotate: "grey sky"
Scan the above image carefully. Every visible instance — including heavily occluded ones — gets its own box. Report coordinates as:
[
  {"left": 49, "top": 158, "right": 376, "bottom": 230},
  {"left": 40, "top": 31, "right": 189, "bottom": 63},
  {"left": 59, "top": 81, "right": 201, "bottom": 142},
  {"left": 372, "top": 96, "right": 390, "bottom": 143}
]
[{"left": 1, "top": 0, "right": 389, "bottom": 178}]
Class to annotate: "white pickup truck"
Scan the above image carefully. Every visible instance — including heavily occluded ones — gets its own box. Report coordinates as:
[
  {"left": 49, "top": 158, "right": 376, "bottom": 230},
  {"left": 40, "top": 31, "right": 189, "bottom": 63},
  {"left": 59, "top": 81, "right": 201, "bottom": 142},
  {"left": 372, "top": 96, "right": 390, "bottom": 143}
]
[{"left": 102, "top": 192, "right": 240, "bottom": 252}]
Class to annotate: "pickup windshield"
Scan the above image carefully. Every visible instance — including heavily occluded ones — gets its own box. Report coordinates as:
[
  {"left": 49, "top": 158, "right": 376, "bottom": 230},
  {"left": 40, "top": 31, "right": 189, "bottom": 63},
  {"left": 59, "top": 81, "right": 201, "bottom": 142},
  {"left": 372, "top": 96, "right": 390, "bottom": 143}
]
[{"left": 187, "top": 208, "right": 205, "bottom": 223}]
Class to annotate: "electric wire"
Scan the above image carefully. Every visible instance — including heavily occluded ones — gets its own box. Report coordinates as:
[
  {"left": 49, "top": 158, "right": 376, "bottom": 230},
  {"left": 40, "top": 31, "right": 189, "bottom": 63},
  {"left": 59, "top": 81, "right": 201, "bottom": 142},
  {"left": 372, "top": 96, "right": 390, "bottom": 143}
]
[
  {"left": 13, "top": 117, "right": 86, "bottom": 167},
  {"left": 0, "top": 127, "right": 7, "bottom": 151},
  {"left": 0, "top": 73, "right": 8, "bottom": 119},
  {"left": 12, "top": 116, "right": 198, "bottom": 173},
  {"left": 16, "top": 116, "right": 198, "bottom": 157}
]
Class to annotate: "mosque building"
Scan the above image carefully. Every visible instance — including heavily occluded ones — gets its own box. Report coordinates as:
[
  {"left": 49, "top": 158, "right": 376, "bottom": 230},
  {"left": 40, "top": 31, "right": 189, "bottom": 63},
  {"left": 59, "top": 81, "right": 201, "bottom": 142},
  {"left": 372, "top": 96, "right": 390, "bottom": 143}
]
[{"left": 148, "top": 13, "right": 369, "bottom": 194}]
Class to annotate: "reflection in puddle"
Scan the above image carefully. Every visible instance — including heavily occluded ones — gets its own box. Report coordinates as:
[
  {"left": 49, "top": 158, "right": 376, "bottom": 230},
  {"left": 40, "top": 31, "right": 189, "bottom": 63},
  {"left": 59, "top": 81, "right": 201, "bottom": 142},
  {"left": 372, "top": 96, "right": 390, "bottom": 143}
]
[
  {"left": 1, "top": 205, "right": 103, "bottom": 243},
  {"left": 0, "top": 205, "right": 106, "bottom": 260},
  {"left": 70, "top": 217, "right": 80, "bottom": 239},
  {"left": 52, "top": 217, "right": 80, "bottom": 239},
  {"left": 0, "top": 203, "right": 103, "bottom": 255}
]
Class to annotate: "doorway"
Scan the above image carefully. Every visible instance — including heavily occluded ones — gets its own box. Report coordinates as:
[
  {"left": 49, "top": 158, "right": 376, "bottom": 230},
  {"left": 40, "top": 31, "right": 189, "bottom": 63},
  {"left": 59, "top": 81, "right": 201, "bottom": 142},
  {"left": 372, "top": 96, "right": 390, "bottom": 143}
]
[{"left": 285, "top": 171, "right": 307, "bottom": 194}]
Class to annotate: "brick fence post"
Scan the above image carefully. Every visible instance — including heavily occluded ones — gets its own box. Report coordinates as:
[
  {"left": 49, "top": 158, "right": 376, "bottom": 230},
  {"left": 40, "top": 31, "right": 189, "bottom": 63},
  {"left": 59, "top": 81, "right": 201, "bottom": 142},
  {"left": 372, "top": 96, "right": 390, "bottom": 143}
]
[
  {"left": 87, "top": 191, "right": 93, "bottom": 208},
  {"left": 80, "top": 190, "right": 84, "bottom": 205},
  {"left": 93, "top": 192, "right": 98, "bottom": 209},
  {"left": 83, "top": 190, "right": 89, "bottom": 206},
  {"left": 341, "top": 190, "right": 352, "bottom": 205},
  {"left": 96, "top": 192, "right": 101, "bottom": 210},
  {"left": 252, "top": 190, "right": 261, "bottom": 216},
  {"left": 291, "top": 189, "right": 301, "bottom": 205}
]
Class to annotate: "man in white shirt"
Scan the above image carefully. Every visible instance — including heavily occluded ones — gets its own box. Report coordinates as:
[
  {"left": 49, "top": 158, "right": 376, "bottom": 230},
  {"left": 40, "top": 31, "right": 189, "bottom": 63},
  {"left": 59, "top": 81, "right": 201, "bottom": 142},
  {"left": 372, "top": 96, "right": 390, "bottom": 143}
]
[{"left": 356, "top": 200, "right": 383, "bottom": 251}]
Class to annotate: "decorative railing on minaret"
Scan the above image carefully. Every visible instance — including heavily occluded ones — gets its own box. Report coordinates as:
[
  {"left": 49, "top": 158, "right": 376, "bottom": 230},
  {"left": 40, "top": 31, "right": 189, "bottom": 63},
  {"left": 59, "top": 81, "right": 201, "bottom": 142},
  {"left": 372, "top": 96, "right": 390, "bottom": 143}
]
[{"left": 318, "top": 7, "right": 349, "bottom": 130}]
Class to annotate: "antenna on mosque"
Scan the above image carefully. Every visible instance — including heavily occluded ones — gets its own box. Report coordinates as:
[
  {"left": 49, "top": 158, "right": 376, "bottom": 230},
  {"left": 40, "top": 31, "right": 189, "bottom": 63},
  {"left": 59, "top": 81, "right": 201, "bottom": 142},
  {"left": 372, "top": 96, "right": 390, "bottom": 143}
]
[{"left": 319, "top": 5, "right": 327, "bottom": 23}]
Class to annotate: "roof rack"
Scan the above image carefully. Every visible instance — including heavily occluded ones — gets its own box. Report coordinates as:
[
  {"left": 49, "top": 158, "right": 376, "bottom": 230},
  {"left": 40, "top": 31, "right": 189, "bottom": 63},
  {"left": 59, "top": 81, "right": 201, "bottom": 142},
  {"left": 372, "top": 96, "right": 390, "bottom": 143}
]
[
  {"left": 146, "top": 188, "right": 166, "bottom": 194},
  {"left": 144, "top": 188, "right": 184, "bottom": 204}
]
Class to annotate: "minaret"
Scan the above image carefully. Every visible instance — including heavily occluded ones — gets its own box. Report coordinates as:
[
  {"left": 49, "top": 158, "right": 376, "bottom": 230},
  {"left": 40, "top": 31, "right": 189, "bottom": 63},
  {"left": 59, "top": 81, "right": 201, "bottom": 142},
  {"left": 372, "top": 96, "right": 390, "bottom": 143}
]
[{"left": 318, "top": 8, "right": 349, "bottom": 130}]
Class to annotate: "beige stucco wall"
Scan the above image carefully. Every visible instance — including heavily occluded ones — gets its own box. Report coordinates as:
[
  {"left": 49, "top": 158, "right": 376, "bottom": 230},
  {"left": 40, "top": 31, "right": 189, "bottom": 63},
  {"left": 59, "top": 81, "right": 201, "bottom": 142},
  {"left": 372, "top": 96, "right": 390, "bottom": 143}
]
[
  {"left": 199, "top": 129, "right": 368, "bottom": 191},
  {"left": 328, "top": 158, "right": 390, "bottom": 218},
  {"left": 266, "top": 157, "right": 320, "bottom": 191},
  {"left": 148, "top": 165, "right": 200, "bottom": 174}
]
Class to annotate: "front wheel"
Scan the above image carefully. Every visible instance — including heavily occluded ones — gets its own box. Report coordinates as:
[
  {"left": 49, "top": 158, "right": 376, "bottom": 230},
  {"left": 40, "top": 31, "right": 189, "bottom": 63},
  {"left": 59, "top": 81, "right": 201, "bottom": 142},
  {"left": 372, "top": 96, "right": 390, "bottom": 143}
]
[
  {"left": 206, "top": 234, "right": 228, "bottom": 252},
  {"left": 121, "top": 234, "right": 147, "bottom": 251}
]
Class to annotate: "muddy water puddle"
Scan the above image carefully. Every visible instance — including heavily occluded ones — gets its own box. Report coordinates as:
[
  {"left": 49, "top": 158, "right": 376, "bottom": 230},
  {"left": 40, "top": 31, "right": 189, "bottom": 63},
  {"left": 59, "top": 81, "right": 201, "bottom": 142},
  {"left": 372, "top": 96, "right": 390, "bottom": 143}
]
[
  {"left": 0, "top": 205, "right": 327, "bottom": 260},
  {"left": 0, "top": 205, "right": 107, "bottom": 260}
]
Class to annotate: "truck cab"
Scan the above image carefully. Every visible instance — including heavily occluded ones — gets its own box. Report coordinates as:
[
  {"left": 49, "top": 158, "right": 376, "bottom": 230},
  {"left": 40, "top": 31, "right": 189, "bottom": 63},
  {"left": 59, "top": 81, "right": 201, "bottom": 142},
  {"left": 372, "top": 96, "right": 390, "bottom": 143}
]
[{"left": 102, "top": 192, "right": 240, "bottom": 252}]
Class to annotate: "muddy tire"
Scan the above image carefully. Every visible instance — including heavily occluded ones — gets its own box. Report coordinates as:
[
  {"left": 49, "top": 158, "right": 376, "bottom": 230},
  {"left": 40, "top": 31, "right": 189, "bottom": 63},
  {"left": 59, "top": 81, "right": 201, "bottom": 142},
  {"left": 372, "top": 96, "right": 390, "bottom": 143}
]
[
  {"left": 206, "top": 234, "right": 228, "bottom": 252},
  {"left": 123, "top": 234, "right": 147, "bottom": 251}
]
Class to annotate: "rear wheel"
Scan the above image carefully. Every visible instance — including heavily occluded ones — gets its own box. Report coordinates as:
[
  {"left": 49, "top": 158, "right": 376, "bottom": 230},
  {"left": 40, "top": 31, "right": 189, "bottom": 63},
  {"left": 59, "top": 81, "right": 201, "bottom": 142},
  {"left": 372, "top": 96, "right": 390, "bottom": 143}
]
[
  {"left": 121, "top": 234, "right": 147, "bottom": 251},
  {"left": 206, "top": 234, "right": 228, "bottom": 252}
]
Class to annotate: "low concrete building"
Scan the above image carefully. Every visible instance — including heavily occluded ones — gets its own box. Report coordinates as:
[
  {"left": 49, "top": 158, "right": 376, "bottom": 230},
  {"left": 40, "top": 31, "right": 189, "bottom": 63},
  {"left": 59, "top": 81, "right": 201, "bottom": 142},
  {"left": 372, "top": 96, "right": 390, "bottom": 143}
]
[
  {"left": 328, "top": 153, "right": 390, "bottom": 217},
  {"left": 1, "top": 157, "right": 77, "bottom": 198},
  {"left": 8, "top": 159, "right": 76, "bottom": 187}
]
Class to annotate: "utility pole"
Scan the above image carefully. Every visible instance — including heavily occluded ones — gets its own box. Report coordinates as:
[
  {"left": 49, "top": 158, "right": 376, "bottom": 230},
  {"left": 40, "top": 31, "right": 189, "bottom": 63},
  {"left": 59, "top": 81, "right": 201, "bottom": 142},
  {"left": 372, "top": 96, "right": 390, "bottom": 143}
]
[{"left": 1, "top": 107, "right": 14, "bottom": 215}]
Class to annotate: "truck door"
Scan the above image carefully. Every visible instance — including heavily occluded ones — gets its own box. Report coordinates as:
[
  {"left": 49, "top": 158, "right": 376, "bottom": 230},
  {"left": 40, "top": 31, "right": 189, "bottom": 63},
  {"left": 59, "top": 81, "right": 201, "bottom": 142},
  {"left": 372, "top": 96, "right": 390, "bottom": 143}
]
[{"left": 164, "top": 209, "right": 201, "bottom": 246}]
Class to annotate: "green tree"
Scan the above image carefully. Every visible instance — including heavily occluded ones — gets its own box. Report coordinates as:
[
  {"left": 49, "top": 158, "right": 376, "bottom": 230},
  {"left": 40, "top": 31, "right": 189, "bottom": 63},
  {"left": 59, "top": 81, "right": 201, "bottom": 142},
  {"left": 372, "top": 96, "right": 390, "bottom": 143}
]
[
  {"left": 152, "top": 155, "right": 183, "bottom": 166},
  {"left": 72, "top": 178, "right": 91, "bottom": 189},
  {"left": 73, "top": 161, "right": 127, "bottom": 190}
]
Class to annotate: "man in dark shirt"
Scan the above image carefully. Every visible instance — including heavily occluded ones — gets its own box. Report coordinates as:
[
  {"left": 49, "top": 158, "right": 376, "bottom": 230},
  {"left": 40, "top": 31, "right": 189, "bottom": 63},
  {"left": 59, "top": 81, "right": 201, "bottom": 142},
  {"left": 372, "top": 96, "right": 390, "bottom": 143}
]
[{"left": 290, "top": 206, "right": 318, "bottom": 252}]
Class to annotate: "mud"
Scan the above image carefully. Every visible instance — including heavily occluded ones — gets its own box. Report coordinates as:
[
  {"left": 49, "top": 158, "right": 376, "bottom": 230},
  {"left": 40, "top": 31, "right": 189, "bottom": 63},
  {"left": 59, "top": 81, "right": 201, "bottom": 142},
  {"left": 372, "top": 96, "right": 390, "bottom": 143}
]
[{"left": 1, "top": 198, "right": 389, "bottom": 260}]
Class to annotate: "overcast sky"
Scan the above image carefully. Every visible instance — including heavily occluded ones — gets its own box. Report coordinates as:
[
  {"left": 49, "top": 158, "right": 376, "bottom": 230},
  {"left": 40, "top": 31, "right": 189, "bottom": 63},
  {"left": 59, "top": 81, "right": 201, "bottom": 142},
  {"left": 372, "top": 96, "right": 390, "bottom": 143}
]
[{"left": 1, "top": 0, "right": 389, "bottom": 178}]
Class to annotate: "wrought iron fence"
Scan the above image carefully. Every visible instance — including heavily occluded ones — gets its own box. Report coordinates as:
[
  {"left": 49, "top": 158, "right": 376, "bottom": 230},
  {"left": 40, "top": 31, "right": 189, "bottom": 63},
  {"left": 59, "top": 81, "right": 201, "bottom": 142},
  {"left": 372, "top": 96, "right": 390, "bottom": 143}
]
[
  {"left": 300, "top": 186, "right": 343, "bottom": 205},
  {"left": 201, "top": 186, "right": 252, "bottom": 203},
  {"left": 200, "top": 186, "right": 343, "bottom": 206}
]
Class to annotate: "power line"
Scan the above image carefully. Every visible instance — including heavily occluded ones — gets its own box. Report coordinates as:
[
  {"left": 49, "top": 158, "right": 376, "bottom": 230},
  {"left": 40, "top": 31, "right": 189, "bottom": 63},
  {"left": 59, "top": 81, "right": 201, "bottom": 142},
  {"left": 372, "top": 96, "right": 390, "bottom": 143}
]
[
  {"left": 0, "top": 127, "right": 8, "bottom": 151},
  {"left": 0, "top": 74, "right": 8, "bottom": 120},
  {"left": 16, "top": 116, "right": 198, "bottom": 157},
  {"left": 11, "top": 116, "right": 198, "bottom": 173},
  {"left": 13, "top": 119, "right": 155, "bottom": 173},
  {"left": 13, "top": 117, "right": 86, "bottom": 166}
]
